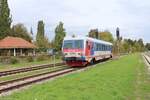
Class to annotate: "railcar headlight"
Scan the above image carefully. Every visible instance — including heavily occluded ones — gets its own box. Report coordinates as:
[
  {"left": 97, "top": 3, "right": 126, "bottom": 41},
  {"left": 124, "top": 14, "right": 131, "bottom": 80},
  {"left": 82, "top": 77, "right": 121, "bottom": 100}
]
[
  {"left": 78, "top": 53, "right": 83, "bottom": 56},
  {"left": 64, "top": 53, "right": 67, "bottom": 56}
]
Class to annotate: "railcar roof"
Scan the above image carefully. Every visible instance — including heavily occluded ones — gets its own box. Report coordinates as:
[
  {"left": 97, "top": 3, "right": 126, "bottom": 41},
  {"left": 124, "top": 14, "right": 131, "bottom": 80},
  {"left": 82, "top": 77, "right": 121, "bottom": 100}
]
[{"left": 64, "top": 36, "right": 113, "bottom": 45}]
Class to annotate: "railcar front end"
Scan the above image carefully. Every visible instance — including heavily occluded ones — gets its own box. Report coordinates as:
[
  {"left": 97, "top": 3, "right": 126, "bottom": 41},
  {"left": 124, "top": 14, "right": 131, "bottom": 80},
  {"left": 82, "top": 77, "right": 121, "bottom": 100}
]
[{"left": 62, "top": 39, "right": 87, "bottom": 67}]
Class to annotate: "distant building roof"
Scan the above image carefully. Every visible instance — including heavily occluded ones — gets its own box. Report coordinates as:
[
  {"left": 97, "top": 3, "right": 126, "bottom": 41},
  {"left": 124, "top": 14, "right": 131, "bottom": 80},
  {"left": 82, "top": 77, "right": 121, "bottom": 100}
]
[{"left": 0, "top": 36, "right": 36, "bottom": 49}]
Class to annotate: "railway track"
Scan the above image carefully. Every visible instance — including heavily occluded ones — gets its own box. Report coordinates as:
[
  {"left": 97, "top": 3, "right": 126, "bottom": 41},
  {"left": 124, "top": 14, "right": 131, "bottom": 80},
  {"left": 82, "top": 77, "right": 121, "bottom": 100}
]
[
  {"left": 0, "top": 66, "right": 67, "bottom": 86},
  {"left": 0, "top": 62, "right": 65, "bottom": 77},
  {"left": 143, "top": 53, "right": 150, "bottom": 65},
  {"left": 0, "top": 67, "right": 76, "bottom": 94},
  {"left": 0, "top": 58, "right": 111, "bottom": 94}
]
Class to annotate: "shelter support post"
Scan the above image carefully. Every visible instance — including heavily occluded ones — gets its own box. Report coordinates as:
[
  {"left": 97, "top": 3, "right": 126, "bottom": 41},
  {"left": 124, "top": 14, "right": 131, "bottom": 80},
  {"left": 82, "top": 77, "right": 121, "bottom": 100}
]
[
  {"left": 14, "top": 48, "right": 16, "bottom": 56},
  {"left": 33, "top": 49, "right": 35, "bottom": 56},
  {"left": 20, "top": 49, "right": 23, "bottom": 56}
]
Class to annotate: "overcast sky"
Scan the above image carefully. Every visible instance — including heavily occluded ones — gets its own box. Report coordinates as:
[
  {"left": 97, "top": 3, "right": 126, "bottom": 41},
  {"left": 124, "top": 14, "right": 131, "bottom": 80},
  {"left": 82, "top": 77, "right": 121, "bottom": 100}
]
[{"left": 8, "top": 0, "right": 150, "bottom": 43}]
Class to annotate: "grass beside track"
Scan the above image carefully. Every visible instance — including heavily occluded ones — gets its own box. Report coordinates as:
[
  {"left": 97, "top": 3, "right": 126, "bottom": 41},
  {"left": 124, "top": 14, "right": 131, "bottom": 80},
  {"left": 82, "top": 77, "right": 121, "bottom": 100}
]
[
  {"left": 136, "top": 54, "right": 150, "bottom": 99},
  {"left": 1, "top": 54, "right": 150, "bottom": 100}
]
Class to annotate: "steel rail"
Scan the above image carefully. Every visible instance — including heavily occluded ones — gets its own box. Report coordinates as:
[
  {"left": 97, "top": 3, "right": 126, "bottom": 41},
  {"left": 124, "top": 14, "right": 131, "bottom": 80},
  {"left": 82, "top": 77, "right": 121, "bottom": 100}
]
[
  {"left": 0, "top": 62, "right": 65, "bottom": 77},
  {"left": 0, "top": 66, "right": 67, "bottom": 86},
  {"left": 144, "top": 54, "right": 150, "bottom": 64},
  {"left": 0, "top": 67, "right": 75, "bottom": 94}
]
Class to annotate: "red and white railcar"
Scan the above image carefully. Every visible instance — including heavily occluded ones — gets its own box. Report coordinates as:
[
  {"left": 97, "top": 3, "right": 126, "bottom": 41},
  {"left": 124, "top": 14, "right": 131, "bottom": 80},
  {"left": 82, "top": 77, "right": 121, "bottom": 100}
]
[{"left": 62, "top": 36, "right": 113, "bottom": 67}]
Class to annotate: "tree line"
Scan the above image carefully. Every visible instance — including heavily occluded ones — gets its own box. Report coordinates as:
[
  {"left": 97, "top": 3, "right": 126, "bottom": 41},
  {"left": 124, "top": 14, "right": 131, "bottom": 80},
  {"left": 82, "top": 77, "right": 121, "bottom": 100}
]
[
  {"left": 0, "top": 0, "right": 32, "bottom": 41},
  {"left": 88, "top": 28, "right": 150, "bottom": 54},
  {"left": 0, "top": 0, "right": 149, "bottom": 54},
  {"left": 0, "top": 0, "right": 66, "bottom": 52}
]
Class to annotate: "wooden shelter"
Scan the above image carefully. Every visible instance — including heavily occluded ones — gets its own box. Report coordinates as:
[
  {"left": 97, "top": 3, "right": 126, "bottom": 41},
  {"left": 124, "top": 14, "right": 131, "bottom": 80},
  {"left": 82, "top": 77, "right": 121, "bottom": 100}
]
[{"left": 0, "top": 36, "right": 36, "bottom": 56}]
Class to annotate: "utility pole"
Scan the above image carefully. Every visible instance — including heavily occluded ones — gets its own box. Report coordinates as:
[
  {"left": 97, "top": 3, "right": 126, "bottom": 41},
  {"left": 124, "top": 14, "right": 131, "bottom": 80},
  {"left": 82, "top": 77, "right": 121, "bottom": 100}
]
[
  {"left": 116, "top": 27, "right": 120, "bottom": 55},
  {"left": 53, "top": 49, "right": 56, "bottom": 67}
]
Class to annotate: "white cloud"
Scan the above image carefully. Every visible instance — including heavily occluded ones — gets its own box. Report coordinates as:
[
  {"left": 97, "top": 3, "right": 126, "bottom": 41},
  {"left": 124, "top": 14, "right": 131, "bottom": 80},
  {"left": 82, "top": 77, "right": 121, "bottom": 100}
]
[{"left": 8, "top": 0, "right": 150, "bottom": 43}]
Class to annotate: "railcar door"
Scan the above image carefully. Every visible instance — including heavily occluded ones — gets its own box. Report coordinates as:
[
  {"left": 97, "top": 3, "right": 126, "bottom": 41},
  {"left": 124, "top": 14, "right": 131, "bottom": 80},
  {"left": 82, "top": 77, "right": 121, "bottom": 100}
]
[
  {"left": 85, "top": 41, "right": 91, "bottom": 56},
  {"left": 90, "top": 42, "right": 94, "bottom": 56}
]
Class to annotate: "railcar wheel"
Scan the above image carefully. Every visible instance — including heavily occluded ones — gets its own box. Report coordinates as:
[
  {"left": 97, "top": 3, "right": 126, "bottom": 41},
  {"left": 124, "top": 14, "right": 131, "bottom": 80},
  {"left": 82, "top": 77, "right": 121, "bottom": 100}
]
[
  {"left": 110, "top": 55, "right": 113, "bottom": 58},
  {"left": 90, "top": 58, "right": 95, "bottom": 65}
]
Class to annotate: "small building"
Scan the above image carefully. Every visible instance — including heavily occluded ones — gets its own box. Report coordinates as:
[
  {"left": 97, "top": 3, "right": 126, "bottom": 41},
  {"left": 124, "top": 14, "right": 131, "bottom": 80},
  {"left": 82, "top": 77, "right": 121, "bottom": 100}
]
[{"left": 0, "top": 36, "right": 36, "bottom": 56}]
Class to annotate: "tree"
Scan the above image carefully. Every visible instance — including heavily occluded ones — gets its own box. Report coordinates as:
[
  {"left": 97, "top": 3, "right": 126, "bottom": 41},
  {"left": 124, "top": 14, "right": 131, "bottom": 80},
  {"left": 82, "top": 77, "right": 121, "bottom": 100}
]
[
  {"left": 120, "top": 38, "right": 146, "bottom": 53},
  {"left": 11, "top": 23, "right": 32, "bottom": 42},
  {"left": 99, "top": 30, "right": 114, "bottom": 43},
  {"left": 36, "top": 20, "right": 49, "bottom": 49},
  {"left": 54, "top": 22, "right": 66, "bottom": 51},
  {"left": 89, "top": 29, "right": 98, "bottom": 39},
  {"left": 137, "top": 38, "right": 144, "bottom": 52},
  {"left": 88, "top": 29, "right": 114, "bottom": 43},
  {"left": 145, "top": 43, "right": 150, "bottom": 51},
  {"left": 134, "top": 41, "right": 141, "bottom": 52},
  {"left": 0, "top": 0, "right": 12, "bottom": 39},
  {"left": 36, "top": 20, "right": 45, "bottom": 47},
  {"left": 122, "top": 39, "right": 130, "bottom": 53}
]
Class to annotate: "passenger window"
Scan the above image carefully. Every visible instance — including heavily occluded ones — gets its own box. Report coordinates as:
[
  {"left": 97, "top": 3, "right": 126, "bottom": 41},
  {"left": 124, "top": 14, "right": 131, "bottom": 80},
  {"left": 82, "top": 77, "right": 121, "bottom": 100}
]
[
  {"left": 104, "top": 45, "right": 105, "bottom": 50},
  {"left": 97, "top": 44, "right": 98, "bottom": 51},
  {"left": 100, "top": 44, "right": 102, "bottom": 51},
  {"left": 103, "top": 45, "right": 104, "bottom": 51}
]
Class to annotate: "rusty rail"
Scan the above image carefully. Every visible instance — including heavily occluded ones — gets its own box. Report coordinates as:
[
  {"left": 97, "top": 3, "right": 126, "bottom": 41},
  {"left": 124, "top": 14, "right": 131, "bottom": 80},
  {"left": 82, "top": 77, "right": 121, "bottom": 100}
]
[
  {"left": 0, "top": 62, "right": 65, "bottom": 77},
  {"left": 0, "top": 67, "right": 75, "bottom": 94}
]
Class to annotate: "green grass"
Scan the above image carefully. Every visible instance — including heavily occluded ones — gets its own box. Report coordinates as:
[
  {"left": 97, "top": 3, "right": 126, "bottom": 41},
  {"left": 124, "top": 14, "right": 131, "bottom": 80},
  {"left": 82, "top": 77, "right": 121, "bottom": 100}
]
[
  {"left": 0, "top": 59, "right": 61, "bottom": 71},
  {"left": 1, "top": 54, "right": 149, "bottom": 100}
]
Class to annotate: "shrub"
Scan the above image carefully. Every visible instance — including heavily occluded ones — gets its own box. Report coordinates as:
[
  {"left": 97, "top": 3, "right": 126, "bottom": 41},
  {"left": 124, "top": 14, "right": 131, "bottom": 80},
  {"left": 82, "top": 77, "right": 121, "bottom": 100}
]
[
  {"left": 36, "top": 55, "right": 47, "bottom": 61},
  {"left": 0, "top": 56, "right": 10, "bottom": 64},
  {"left": 10, "top": 57, "right": 19, "bottom": 64},
  {"left": 26, "top": 56, "right": 34, "bottom": 62},
  {"left": 55, "top": 54, "right": 61, "bottom": 59}
]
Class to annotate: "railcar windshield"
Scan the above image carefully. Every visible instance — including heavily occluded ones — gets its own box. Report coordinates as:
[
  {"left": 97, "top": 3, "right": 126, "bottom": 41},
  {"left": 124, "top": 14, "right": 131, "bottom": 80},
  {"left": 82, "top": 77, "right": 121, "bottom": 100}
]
[{"left": 63, "top": 40, "right": 83, "bottom": 49}]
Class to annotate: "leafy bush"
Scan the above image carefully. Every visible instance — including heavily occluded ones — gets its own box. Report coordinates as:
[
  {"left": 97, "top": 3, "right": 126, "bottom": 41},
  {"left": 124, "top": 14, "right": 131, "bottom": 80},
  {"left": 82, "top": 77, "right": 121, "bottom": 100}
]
[
  {"left": 36, "top": 55, "right": 47, "bottom": 61},
  {"left": 0, "top": 57, "right": 10, "bottom": 64},
  {"left": 55, "top": 54, "right": 61, "bottom": 59},
  {"left": 26, "top": 56, "right": 34, "bottom": 62},
  {"left": 10, "top": 57, "right": 19, "bottom": 64}
]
